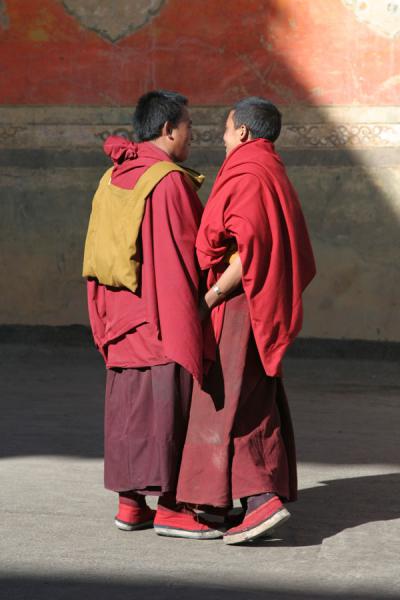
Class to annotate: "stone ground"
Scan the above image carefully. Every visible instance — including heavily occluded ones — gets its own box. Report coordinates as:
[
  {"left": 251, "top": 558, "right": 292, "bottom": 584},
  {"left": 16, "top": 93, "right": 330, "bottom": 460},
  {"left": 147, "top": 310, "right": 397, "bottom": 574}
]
[{"left": 0, "top": 344, "right": 399, "bottom": 600}]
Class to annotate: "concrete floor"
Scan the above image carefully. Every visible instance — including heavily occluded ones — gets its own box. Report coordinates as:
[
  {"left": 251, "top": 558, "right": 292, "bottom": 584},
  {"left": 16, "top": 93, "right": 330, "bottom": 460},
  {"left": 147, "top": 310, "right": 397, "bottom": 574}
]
[{"left": 0, "top": 344, "right": 399, "bottom": 600}]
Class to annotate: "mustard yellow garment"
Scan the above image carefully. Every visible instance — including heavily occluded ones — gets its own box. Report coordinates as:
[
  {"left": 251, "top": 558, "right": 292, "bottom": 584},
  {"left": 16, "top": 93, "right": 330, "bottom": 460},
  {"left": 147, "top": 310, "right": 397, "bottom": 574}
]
[{"left": 82, "top": 161, "right": 204, "bottom": 293}]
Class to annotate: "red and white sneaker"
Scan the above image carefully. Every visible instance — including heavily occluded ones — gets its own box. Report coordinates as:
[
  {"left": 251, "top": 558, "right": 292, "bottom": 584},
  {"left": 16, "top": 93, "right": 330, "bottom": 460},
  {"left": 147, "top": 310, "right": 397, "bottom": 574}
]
[
  {"left": 154, "top": 504, "right": 224, "bottom": 539},
  {"left": 223, "top": 496, "right": 290, "bottom": 545},
  {"left": 115, "top": 504, "right": 155, "bottom": 531}
]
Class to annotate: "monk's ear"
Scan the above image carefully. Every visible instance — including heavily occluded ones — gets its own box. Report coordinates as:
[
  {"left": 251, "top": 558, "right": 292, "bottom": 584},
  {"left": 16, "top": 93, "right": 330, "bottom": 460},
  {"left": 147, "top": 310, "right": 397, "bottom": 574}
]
[
  {"left": 239, "top": 124, "right": 250, "bottom": 142},
  {"left": 162, "top": 121, "right": 174, "bottom": 139}
]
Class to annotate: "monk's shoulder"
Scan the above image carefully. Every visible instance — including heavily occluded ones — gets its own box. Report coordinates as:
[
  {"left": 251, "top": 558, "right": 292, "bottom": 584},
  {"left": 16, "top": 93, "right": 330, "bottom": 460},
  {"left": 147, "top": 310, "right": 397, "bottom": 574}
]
[
  {"left": 152, "top": 168, "right": 201, "bottom": 214},
  {"left": 235, "top": 171, "right": 263, "bottom": 188},
  {"left": 226, "top": 172, "right": 264, "bottom": 203},
  {"left": 154, "top": 169, "right": 190, "bottom": 196}
]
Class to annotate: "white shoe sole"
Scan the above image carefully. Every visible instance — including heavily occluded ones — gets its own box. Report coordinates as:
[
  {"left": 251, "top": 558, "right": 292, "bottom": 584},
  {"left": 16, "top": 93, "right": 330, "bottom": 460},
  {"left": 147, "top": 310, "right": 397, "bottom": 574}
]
[
  {"left": 115, "top": 518, "right": 154, "bottom": 531},
  {"left": 154, "top": 525, "right": 224, "bottom": 539},
  {"left": 223, "top": 508, "right": 291, "bottom": 545}
]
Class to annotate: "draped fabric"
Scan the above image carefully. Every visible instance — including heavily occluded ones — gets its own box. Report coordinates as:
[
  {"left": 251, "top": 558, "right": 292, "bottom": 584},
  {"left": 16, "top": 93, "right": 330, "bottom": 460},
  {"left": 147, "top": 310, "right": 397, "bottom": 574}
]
[
  {"left": 196, "top": 138, "right": 316, "bottom": 377},
  {"left": 86, "top": 137, "right": 204, "bottom": 383},
  {"left": 177, "top": 293, "right": 297, "bottom": 507}
]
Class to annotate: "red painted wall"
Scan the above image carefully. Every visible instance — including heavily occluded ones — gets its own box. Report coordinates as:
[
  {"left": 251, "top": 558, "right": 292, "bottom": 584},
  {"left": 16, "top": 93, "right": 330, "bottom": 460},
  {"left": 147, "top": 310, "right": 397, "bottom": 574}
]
[{"left": 0, "top": 0, "right": 399, "bottom": 105}]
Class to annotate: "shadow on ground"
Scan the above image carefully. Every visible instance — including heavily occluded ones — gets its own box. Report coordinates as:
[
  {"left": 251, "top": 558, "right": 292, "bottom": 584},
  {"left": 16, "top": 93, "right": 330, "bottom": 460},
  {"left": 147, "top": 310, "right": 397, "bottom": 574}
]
[
  {"left": 0, "top": 576, "right": 397, "bottom": 600},
  {"left": 1, "top": 345, "right": 398, "bottom": 467},
  {"left": 1, "top": 345, "right": 399, "bottom": 550},
  {"left": 244, "top": 472, "right": 400, "bottom": 547}
]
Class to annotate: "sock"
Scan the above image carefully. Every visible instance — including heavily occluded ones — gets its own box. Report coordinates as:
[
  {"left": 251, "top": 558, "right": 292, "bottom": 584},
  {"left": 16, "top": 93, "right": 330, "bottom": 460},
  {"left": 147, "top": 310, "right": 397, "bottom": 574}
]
[{"left": 245, "top": 492, "right": 276, "bottom": 515}]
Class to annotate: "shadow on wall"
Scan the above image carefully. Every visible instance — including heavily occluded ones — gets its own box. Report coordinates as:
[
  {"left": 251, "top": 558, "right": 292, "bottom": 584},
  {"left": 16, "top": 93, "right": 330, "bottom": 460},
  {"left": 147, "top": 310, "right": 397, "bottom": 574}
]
[
  {"left": 0, "top": 0, "right": 399, "bottom": 342},
  {"left": 242, "top": 2, "right": 400, "bottom": 343},
  {"left": 0, "top": 575, "right": 398, "bottom": 600}
]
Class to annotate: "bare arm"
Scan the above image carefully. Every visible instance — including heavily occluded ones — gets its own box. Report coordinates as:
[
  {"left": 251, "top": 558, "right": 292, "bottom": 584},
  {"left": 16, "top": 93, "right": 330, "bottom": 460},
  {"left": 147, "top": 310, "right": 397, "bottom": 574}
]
[{"left": 200, "top": 255, "right": 243, "bottom": 318}]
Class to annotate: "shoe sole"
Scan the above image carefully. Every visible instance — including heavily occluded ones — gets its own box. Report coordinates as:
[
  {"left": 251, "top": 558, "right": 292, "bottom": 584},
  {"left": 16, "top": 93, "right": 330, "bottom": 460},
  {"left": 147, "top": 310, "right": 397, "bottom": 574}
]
[
  {"left": 154, "top": 525, "right": 224, "bottom": 539},
  {"left": 115, "top": 518, "right": 154, "bottom": 531},
  {"left": 223, "top": 508, "right": 291, "bottom": 545}
]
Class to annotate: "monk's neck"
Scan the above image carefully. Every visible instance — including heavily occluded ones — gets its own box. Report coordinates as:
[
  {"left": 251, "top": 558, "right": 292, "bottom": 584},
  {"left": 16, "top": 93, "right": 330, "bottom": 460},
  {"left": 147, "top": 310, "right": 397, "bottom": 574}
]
[{"left": 149, "top": 138, "right": 174, "bottom": 161}]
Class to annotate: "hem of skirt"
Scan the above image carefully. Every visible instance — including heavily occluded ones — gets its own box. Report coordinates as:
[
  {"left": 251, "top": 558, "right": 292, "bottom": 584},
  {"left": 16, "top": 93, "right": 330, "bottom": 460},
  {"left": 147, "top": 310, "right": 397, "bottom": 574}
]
[
  {"left": 105, "top": 358, "right": 172, "bottom": 369},
  {"left": 104, "top": 483, "right": 176, "bottom": 495},
  {"left": 177, "top": 495, "right": 232, "bottom": 509},
  {"left": 177, "top": 482, "right": 296, "bottom": 507},
  {"left": 177, "top": 478, "right": 297, "bottom": 508},
  {"left": 232, "top": 487, "right": 297, "bottom": 504}
]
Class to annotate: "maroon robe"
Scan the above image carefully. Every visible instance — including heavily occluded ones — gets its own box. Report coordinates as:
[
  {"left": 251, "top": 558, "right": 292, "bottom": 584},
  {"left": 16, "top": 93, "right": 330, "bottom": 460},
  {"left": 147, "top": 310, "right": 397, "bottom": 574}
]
[
  {"left": 177, "top": 139, "right": 315, "bottom": 506},
  {"left": 86, "top": 137, "right": 203, "bottom": 493},
  {"left": 177, "top": 292, "right": 297, "bottom": 506}
]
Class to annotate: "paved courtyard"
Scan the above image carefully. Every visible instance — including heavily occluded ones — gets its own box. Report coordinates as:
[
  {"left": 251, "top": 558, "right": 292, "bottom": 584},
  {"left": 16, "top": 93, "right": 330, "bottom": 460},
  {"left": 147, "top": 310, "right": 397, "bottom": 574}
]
[{"left": 0, "top": 343, "right": 399, "bottom": 599}]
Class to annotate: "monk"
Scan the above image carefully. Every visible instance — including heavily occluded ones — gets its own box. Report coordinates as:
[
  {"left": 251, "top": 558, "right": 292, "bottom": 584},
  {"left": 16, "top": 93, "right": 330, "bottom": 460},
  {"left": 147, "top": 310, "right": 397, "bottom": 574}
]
[
  {"left": 176, "top": 97, "right": 316, "bottom": 544},
  {"left": 84, "top": 90, "right": 223, "bottom": 539}
]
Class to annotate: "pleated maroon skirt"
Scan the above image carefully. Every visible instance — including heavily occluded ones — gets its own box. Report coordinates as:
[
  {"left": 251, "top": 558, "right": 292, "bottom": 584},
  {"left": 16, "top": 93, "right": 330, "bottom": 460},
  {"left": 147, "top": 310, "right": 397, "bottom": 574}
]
[
  {"left": 177, "top": 292, "right": 297, "bottom": 507},
  {"left": 104, "top": 362, "right": 192, "bottom": 494}
]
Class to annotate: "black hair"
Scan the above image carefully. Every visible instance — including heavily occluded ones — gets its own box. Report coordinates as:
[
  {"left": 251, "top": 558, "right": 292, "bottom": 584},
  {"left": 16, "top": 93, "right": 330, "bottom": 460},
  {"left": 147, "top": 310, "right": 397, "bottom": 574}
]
[
  {"left": 232, "top": 97, "right": 282, "bottom": 142},
  {"left": 132, "top": 90, "right": 188, "bottom": 142}
]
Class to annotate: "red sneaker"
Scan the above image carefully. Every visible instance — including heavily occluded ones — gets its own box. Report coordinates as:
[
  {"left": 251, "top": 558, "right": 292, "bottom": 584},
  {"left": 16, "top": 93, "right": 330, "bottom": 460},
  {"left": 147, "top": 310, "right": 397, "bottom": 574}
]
[
  {"left": 115, "top": 504, "right": 155, "bottom": 531},
  {"left": 223, "top": 496, "right": 290, "bottom": 545},
  {"left": 153, "top": 505, "right": 224, "bottom": 539}
]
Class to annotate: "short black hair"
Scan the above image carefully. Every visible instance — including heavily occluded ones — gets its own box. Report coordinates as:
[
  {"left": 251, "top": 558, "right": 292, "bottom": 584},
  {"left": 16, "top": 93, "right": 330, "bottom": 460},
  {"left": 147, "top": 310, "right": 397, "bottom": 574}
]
[
  {"left": 232, "top": 97, "right": 282, "bottom": 142},
  {"left": 132, "top": 90, "right": 188, "bottom": 142}
]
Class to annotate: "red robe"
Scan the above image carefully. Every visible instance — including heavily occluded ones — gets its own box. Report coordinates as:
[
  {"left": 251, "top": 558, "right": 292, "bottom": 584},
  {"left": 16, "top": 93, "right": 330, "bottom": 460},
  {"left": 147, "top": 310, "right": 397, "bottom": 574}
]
[
  {"left": 176, "top": 139, "right": 314, "bottom": 506},
  {"left": 86, "top": 137, "right": 204, "bottom": 383},
  {"left": 196, "top": 138, "right": 316, "bottom": 376}
]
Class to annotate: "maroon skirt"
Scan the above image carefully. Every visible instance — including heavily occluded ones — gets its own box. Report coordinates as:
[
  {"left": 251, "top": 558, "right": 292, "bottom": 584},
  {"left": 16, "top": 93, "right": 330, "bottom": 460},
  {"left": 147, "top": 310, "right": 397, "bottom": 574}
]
[
  {"left": 177, "top": 292, "right": 297, "bottom": 507},
  {"left": 104, "top": 362, "right": 192, "bottom": 494}
]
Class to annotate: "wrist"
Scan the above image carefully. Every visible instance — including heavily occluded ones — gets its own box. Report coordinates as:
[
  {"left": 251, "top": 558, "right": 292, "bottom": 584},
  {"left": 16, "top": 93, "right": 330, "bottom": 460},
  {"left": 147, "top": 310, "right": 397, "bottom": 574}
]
[
  {"left": 211, "top": 284, "right": 224, "bottom": 298},
  {"left": 205, "top": 284, "right": 225, "bottom": 309}
]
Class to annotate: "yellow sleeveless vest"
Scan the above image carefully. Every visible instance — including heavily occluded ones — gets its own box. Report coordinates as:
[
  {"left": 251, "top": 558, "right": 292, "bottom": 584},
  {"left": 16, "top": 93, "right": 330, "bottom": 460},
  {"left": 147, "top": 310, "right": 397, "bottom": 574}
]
[{"left": 82, "top": 161, "right": 204, "bottom": 293}]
